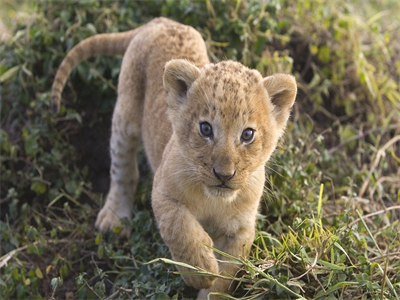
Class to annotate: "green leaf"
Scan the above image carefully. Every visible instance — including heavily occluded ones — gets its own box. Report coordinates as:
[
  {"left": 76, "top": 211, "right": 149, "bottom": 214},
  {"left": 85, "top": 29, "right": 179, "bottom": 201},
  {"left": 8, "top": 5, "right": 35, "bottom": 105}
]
[
  {"left": 0, "top": 65, "right": 20, "bottom": 83},
  {"left": 35, "top": 267, "right": 44, "bottom": 279},
  {"left": 0, "top": 277, "right": 6, "bottom": 287},
  {"left": 97, "top": 245, "right": 104, "bottom": 259},
  {"left": 26, "top": 226, "right": 38, "bottom": 240},
  {"left": 59, "top": 266, "right": 68, "bottom": 279},
  {"left": 95, "top": 233, "right": 102, "bottom": 245},
  {"left": 318, "top": 46, "right": 331, "bottom": 64},
  {"left": 30, "top": 181, "right": 47, "bottom": 194}
]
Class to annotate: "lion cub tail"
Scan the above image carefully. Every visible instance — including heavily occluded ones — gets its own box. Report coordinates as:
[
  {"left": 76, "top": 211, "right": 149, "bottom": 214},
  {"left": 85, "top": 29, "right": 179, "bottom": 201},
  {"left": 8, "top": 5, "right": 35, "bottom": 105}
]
[{"left": 51, "top": 29, "right": 137, "bottom": 112}]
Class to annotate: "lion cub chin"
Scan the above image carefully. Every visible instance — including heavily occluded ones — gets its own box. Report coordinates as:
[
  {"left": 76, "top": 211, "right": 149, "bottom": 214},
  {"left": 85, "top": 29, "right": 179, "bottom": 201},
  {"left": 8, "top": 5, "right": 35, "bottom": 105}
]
[{"left": 53, "top": 17, "right": 296, "bottom": 300}]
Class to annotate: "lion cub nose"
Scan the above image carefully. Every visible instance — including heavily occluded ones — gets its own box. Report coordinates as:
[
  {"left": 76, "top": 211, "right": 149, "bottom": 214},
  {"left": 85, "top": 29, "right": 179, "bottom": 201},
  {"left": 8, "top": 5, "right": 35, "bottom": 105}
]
[{"left": 213, "top": 168, "right": 236, "bottom": 182}]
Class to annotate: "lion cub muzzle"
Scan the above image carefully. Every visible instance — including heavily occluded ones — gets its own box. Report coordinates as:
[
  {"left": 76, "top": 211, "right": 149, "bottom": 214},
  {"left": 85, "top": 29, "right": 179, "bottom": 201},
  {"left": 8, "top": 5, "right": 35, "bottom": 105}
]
[{"left": 213, "top": 168, "right": 236, "bottom": 184}]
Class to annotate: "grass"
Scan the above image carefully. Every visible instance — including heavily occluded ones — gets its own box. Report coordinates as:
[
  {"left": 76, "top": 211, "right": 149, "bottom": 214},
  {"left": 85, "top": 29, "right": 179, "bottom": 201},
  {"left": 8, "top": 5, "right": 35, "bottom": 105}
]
[{"left": 1, "top": 0, "right": 399, "bottom": 299}]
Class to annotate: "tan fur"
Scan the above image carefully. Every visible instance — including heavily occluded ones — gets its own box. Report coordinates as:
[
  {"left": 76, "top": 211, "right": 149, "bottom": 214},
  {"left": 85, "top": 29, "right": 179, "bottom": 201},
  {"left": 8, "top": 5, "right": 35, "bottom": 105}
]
[
  {"left": 52, "top": 17, "right": 297, "bottom": 299},
  {"left": 51, "top": 29, "right": 138, "bottom": 111}
]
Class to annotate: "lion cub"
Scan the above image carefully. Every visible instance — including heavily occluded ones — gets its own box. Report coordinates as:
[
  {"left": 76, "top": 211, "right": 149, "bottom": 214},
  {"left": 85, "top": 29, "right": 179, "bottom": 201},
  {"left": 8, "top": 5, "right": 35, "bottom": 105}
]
[{"left": 52, "top": 17, "right": 297, "bottom": 299}]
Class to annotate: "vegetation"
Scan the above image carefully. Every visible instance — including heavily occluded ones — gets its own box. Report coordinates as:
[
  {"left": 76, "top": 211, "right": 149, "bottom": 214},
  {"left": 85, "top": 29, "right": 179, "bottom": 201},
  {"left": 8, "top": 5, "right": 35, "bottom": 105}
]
[{"left": 1, "top": 0, "right": 399, "bottom": 299}]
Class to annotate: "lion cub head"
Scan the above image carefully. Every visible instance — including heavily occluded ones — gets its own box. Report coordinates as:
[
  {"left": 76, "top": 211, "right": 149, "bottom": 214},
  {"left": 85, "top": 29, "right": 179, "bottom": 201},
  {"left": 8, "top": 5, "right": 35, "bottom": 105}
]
[{"left": 163, "top": 59, "right": 296, "bottom": 201}]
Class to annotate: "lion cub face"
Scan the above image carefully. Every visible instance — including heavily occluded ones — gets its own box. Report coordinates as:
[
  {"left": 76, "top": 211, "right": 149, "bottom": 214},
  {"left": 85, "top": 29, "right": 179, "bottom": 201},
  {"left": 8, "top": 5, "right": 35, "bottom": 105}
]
[{"left": 164, "top": 60, "right": 296, "bottom": 201}]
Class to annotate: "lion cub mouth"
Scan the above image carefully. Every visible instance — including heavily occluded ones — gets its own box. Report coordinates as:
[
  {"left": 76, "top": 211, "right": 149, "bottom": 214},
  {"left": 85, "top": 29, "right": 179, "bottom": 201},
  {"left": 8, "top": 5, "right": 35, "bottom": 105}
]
[
  {"left": 216, "top": 183, "right": 230, "bottom": 189},
  {"left": 205, "top": 184, "right": 238, "bottom": 200}
]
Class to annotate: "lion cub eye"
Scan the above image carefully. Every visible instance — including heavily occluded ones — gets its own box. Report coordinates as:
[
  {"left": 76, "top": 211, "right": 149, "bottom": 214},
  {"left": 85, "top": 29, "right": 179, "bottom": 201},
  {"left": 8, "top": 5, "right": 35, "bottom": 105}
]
[
  {"left": 200, "top": 122, "right": 213, "bottom": 138},
  {"left": 241, "top": 128, "right": 255, "bottom": 143}
]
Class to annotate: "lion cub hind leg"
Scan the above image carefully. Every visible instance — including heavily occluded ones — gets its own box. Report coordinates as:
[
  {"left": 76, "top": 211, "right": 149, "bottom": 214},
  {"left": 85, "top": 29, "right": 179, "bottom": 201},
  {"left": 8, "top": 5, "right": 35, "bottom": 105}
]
[{"left": 95, "top": 94, "right": 141, "bottom": 237}]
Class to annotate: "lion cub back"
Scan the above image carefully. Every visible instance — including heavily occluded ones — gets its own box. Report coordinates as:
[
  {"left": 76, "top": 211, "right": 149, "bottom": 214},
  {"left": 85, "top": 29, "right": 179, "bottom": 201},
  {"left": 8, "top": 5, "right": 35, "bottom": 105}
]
[{"left": 120, "top": 17, "right": 210, "bottom": 171}]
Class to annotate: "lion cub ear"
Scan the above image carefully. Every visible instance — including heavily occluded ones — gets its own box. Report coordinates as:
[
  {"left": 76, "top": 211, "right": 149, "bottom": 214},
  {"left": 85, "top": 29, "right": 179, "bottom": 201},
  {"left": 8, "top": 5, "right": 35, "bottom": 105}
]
[
  {"left": 263, "top": 74, "right": 297, "bottom": 129},
  {"left": 163, "top": 59, "right": 201, "bottom": 110}
]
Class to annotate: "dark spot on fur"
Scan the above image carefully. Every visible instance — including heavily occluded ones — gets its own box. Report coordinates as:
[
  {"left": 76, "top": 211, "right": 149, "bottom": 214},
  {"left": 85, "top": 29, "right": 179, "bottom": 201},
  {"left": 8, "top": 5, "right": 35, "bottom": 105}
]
[
  {"left": 64, "top": 56, "right": 75, "bottom": 69},
  {"left": 75, "top": 46, "right": 84, "bottom": 58},
  {"left": 54, "top": 77, "right": 64, "bottom": 86},
  {"left": 169, "top": 28, "right": 176, "bottom": 36}
]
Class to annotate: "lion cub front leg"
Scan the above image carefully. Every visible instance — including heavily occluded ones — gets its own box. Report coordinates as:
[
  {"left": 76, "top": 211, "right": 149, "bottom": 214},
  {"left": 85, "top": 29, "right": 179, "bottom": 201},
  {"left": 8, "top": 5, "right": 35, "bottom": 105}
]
[
  {"left": 96, "top": 105, "right": 140, "bottom": 236},
  {"left": 152, "top": 193, "right": 219, "bottom": 289},
  {"left": 197, "top": 226, "right": 255, "bottom": 300}
]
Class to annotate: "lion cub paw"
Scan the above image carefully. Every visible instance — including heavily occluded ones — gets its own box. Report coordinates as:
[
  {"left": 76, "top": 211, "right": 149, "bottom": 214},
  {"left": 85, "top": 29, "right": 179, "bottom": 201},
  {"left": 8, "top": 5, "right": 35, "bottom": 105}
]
[
  {"left": 183, "top": 272, "right": 217, "bottom": 291},
  {"left": 95, "top": 198, "right": 132, "bottom": 237},
  {"left": 181, "top": 251, "right": 219, "bottom": 290}
]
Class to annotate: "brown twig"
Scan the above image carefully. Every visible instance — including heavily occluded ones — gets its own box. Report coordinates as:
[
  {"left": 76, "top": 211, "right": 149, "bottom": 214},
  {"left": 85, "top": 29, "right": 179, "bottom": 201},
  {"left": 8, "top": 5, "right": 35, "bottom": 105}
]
[
  {"left": 369, "top": 176, "right": 400, "bottom": 202},
  {"left": 347, "top": 205, "right": 400, "bottom": 228},
  {"left": 290, "top": 251, "right": 319, "bottom": 281}
]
